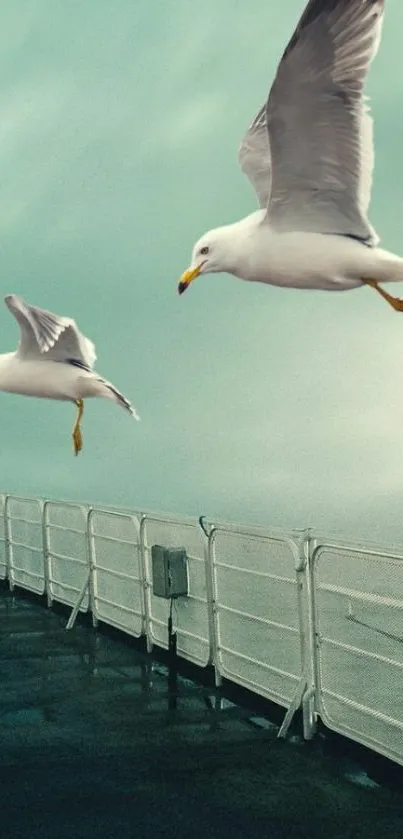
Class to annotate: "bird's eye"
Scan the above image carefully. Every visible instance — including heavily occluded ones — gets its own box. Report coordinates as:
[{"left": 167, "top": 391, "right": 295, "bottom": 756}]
[{"left": 200, "top": 246, "right": 209, "bottom": 256}]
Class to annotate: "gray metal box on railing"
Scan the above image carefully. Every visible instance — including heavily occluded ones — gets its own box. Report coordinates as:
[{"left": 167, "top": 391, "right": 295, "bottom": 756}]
[{"left": 151, "top": 545, "right": 188, "bottom": 598}]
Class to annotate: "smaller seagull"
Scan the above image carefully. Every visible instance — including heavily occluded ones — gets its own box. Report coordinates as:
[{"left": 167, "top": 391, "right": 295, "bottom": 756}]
[
  {"left": 179, "top": 0, "right": 403, "bottom": 312},
  {"left": 0, "top": 295, "right": 139, "bottom": 456}
]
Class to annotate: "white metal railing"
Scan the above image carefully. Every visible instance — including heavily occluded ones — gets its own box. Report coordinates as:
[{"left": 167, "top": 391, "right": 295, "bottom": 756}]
[
  {"left": 89, "top": 507, "right": 143, "bottom": 637},
  {"left": 141, "top": 513, "right": 211, "bottom": 667},
  {"left": 208, "top": 524, "right": 313, "bottom": 738},
  {"left": 0, "top": 494, "right": 7, "bottom": 580},
  {"left": 44, "top": 501, "right": 90, "bottom": 610},
  {"left": 1, "top": 492, "right": 403, "bottom": 768},
  {"left": 6, "top": 496, "right": 44, "bottom": 594},
  {"left": 310, "top": 539, "right": 403, "bottom": 767}
]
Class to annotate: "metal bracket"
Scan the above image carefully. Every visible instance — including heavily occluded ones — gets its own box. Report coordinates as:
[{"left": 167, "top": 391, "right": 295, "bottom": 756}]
[
  {"left": 66, "top": 570, "right": 91, "bottom": 630},
  {"left": 277, "top": 674, "right": 308, "bottom": 739}
]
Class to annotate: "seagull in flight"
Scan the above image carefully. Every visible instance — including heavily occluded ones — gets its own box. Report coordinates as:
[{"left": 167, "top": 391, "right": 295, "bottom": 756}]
[
  {"left": 179, "top": 0, "right": 403, "bottom": 312},
  {"left": 0, "top": 295, "right": 138, "bottom": 455}
]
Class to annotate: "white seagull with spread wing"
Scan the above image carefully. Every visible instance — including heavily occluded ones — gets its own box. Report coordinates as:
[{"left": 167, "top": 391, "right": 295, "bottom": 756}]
[
  {"left": 179, "top": 0, "right": 403, "bottom": 312},
  {"left": 0, "top": 295, "right": 138, "bottom": 455}
]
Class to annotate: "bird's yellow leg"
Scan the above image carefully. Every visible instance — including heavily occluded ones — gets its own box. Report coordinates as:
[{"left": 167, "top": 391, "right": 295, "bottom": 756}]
[
  {"left": 72, "top": 399, "right": 84, "bottom": 456},
  {"left": 364, "top": 279, "right": 403, "bottom": 312}
]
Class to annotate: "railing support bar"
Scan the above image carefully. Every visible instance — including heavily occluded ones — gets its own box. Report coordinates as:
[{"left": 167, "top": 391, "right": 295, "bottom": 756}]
[
  {"left": 278, "top": 674, "right": 307, "bottom": 739},
  {"left": 66, "top": 570, "right": 91, "bottom": 630}
]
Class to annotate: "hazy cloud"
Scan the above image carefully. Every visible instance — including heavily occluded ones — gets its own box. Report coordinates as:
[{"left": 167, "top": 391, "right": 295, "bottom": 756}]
[{"left": 0, "top": 0, "right": 403, "bottom": 546}]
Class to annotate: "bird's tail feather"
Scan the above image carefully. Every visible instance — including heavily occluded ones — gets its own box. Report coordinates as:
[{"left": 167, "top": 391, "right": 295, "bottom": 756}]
[{"left": 96, "top": 377, "right": 140, "bottom": 420}]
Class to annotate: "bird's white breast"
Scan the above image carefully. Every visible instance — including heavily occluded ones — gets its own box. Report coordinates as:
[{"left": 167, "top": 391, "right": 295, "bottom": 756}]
[
  {"left": 0, "top": 355, "right": 84, "bottom": 401},
  {"left": 235, "top": 226, "right": 376, "bottom": 291}
]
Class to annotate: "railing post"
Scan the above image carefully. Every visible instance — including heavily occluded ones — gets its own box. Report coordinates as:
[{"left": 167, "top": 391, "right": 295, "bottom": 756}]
[
  {"left": 308, "top": 539, "right": 323, "bottom": 737},
  {"left": 131, "top": 514, "right": 144, "bottom": 636},
  {"left": 4, "top": 495, "right": 14, "bottom": 591},
  {"left": 86, "top": 507, "right": 98, "bottom": 628},
  {"left": 293, "top": 530, "right": 317, "bottom": 740},
  {"left": 42, "top": 500, "right": 53, "bottom": 608},
  {"left": 0, "top": 494, "right": 6, "bottom": 582},
  {"left": 139, "top": 515, "right": 152, "bottom": 652},
  {"left": 38, "top": 498, "right": 49, "bottom": 601},
  {"left": 206, "top": 526, "right": 222, "bottom": 688},
  {"left": 198, "top": 516, "right": 217, "bottom": 669},
  {"left": 304, "top": 533, "right": 319, "bottom": 739},
  {"left": 278, "top": 529, "right": 317, "bottom": 740}
]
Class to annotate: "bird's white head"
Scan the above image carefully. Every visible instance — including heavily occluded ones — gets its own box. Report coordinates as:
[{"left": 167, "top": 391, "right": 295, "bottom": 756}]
[{"left": 178, "top": 228, "right": 231, "bottom": 295}]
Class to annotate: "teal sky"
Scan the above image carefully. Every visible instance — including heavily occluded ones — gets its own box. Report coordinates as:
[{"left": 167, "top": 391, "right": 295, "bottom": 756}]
[{"left": 1, "top": 0, "right": 403, "bottom": 544}]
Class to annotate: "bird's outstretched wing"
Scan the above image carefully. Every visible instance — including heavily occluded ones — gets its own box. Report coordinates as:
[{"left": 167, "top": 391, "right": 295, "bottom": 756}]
[
  {"left": 238, "top": 104, "right": 272, "bottom": 209},
  {"left": 239, "top": 0, "right": 384, "bottom": 245},
  {"left": 5, "top": 295, "right": 97, "bottom": 369}
]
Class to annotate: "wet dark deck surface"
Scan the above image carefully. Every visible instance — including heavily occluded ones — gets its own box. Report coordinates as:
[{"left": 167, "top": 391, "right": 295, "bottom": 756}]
[{"left": 1, "top": 587, "right": 403, "bottom": 839}]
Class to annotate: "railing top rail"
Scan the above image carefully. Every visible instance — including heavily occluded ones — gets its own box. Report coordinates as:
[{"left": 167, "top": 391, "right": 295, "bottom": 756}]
[
  {"left": 211, "top": 524, "right": 305, "bottom": 545},
  {"left": 89, "top": 507, "right": 141, "bottom": 520},
  {"left": 141, "top": 512, "right": 204, "bottom": 529},
  {"left": 5, "top": 494, "right": 43, "bottom": 506},
  {"left": 312, "top": 540, "right": 403, "bottom": 565},
  {"left": 43, "top": 499, "right": 89, "bottom": 511}
]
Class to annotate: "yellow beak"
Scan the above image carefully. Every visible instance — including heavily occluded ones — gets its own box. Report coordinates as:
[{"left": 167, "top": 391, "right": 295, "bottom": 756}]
[{"left": 178, "top": 264, "right": 202, "bottom": 295}]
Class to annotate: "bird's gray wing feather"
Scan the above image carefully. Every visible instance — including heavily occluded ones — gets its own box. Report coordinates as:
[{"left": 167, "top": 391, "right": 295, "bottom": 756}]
[
  {"left": 265, "top": 0, "right": 384, "bottom": 243},
  {"left": 239, "top": 0, "right": 384, "bottom": 244},
  {"left": 5, "top": 295, "right": 97, "bottom": 368},
  {"left": 238, "top": 104, "right": 272, "bottom": 209}
]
